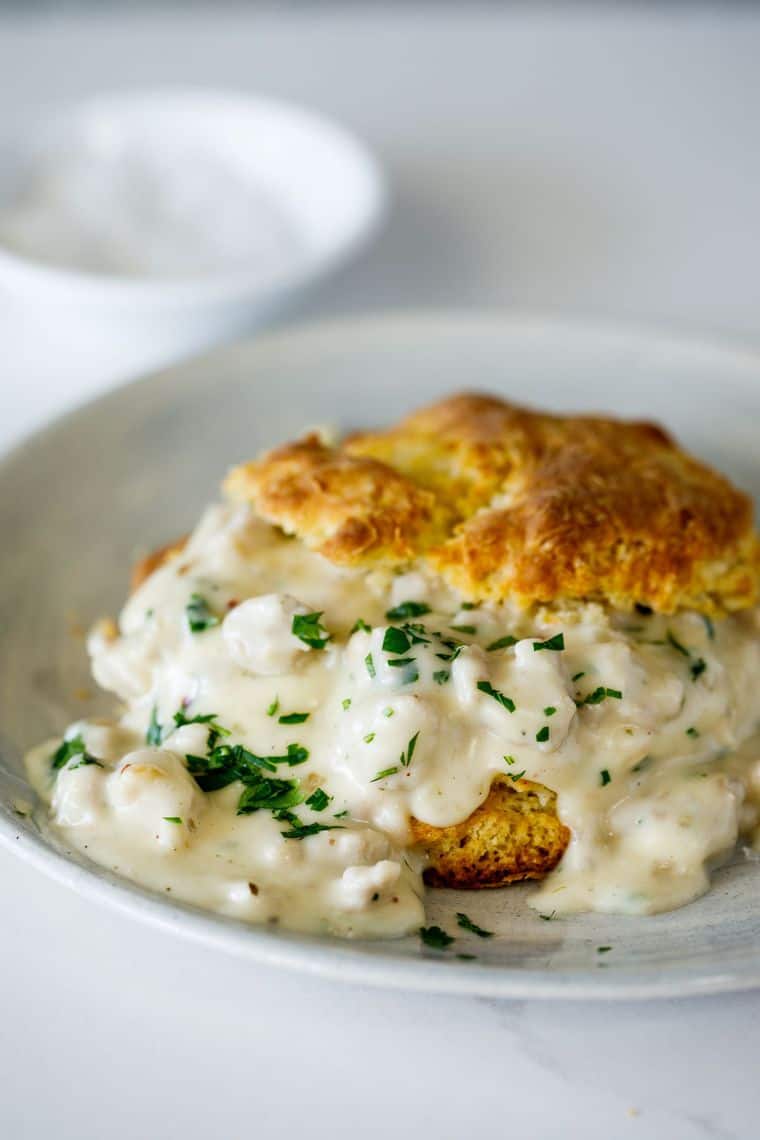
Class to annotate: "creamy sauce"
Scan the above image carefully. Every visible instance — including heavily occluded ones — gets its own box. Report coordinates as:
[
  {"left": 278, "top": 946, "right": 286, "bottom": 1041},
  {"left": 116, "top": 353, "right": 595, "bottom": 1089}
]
[{"left": 26, "top": 503, "right": 760, "bottom": 938}]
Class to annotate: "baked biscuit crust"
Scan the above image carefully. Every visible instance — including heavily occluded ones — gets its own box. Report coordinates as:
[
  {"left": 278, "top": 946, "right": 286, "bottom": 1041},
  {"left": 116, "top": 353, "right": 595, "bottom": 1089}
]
[
  {"left": 225, "top": 393, "right": 760, "bottom": 615},
  {"left": 410, "top": 776, "right": 570, "bottom": 888}
]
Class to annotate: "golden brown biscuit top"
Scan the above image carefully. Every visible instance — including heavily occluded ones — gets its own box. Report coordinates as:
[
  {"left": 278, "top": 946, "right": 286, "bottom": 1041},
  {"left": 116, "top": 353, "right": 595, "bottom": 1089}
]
[{"left": 224, "top": 393, "right": 760, "bottom": 615}]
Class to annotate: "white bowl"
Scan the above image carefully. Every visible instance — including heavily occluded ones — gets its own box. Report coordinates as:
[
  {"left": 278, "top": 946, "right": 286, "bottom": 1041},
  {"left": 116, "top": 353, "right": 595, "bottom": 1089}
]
[{"left": 0, "top": 89, "right": 386, "bottom": 342}]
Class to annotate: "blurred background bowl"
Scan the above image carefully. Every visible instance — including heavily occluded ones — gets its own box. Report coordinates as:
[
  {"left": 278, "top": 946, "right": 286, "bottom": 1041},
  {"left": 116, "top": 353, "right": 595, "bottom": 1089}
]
[{"left": 0, "top": 88, "right": 387, "bottom": 354}]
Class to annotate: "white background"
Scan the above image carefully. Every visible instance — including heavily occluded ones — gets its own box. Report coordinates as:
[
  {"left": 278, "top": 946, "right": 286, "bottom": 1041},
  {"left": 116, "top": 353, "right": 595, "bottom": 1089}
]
[{"left": 2, "top": 6, "right": 760, "bottom": 1138}]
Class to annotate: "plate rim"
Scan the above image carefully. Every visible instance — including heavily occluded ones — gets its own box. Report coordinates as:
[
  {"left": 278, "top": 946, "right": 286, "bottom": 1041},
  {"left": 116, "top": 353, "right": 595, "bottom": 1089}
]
[{"left": 5, "top": 308, "right": 760, "bottom": 1001}]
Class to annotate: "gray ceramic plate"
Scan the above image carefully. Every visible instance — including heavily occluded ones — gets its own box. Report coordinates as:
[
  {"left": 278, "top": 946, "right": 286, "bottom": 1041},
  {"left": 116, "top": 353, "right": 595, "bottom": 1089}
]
[{"left": 3, "top": 312, "right": 760, "bottom": 1000}]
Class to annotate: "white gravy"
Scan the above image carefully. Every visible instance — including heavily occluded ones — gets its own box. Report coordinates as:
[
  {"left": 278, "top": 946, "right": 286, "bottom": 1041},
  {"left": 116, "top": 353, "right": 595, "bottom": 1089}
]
[{"left": 26, "top": 503, "right": 760, "bottom": 938}]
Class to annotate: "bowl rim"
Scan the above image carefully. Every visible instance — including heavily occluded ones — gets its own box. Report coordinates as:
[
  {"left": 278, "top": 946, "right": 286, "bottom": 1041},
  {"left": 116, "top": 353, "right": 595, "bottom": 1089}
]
[{"left": 0, "top": 86, "right": 387, "bottom": 305}]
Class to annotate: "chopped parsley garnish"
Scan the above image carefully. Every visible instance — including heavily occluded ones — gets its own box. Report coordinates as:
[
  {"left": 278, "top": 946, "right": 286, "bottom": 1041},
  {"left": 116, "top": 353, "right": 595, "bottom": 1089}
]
[
  {"left": 382, "top": 626, "right": 411, "bottom": 655},
  {"left": 419, "top": 925, "right": 454, "bottom": 949},
  {"left": 364, "top": 732, "right": 376, "bottom": 744},
  {"left": 666, "top": 630, "right": 690, "bottom": 657},
  {"left": 163, "top": 816, "right": 182, "bottom": 824},
  {"left": 236, "top": 776, "right": 305, "bottom": 815},
  {"left": 186, "top": 741, "right": 309, "bottom": 793},
  {"left": 486, "top": 635, "right": 517, "bottom": 652},
  {"left": 383, "top": 707, "right": 395, "bottom": 717},
  {"left": 702, "top": 615, "right": 715, "bottom": 641},
  {"left": 278, "top": 712, "right": 310, "bottom": 725},
  {"left": 597, "top": 945, "right": 612, "bottom": 954},
  {"left": 365, "top": 653, "right": 376, "bottom": 678},
  {"left": 536, "top": 726, "right": 550, "bottom": 743},
  {"left": 334, "top": 809, "right": 349, "bottom": 819},
  {"left": 533, "top": 633, "right": 565, "bottom": 652},
  {"left": 292, "top": 611, "right": 331, "bottom": 650},
  {"left": 686, "top": 726, "right": 700, "bottom": 738},
  {"left": 571, "top": 671, "right": 586, "bottom": 682},
  {"left": 600, "top": 768, "right": 611, "bottom": 786},
  {"left": 351, "top": 617, "right": 371, "bottom": 633},
  {"left": 538, "top": 911, "right": 556, "bottom": 922},
  {"left": 400, "top": 731, "right": 419, "bottom": 768},
  {"left": 476, "top": 680, "right": 516, "bottom": 713},
  {"left": 371, "top": 765, "right": 399, "bottom": 783},
  {"left": 504, "top": 755, "right": 516, "bottom": 765},
  {"left": 341, "top": 698, "right": 352, "bottom": 711},
  {"left": 280, "top": 820, "right": 343, "bottom": 840},
  {"left": 461, "top": 602, "right": 478, "bottom": 611},
  {"left": 433, "top": 669, "right": 450, "bottom": 685},
  {"left": 456, "top": 912, "right": 494, "bottom": 938},
  {"left": 543, "top": 706, "right": 557, "bottom": 717},
  {"left": 186, "top": 593, "right": 220, "bottom": 633},
  {"left": 146, "top": 706, "right": 163, "bottom": 745},
  {"left": 305, "top": 788, "right": 331, "bottom": 812},
  {"left": 51, "top": 734, "right": 97, "bottom": 771},
  {"left": 385, "top": 601, "right": 431, "bottom": 621},
  {"left": 450, "top": 624, "right": 477, "bottom": 635},
  {"left": 266, "top": 697, "right": 280, "bottom": 718},
  {"left": 690, "top": 657, "right": 707, "bottom": 681},
  {"left": 508, "top": 769, "right": 526, "bottom": 782},
  {"left": 173, "top": 710, "right": 231, "bottom": 739},
  {"left": 576, "top": 686, "right": 623, "bottom": 707},
  {"left": 387, "top": 656, "right": 415, "bottom": 667}
]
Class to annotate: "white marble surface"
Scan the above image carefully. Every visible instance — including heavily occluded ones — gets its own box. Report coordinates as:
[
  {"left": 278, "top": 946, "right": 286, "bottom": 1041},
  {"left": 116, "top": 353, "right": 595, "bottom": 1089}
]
[{"left": 3, "top": 6, "right": 760, "bottom": 1137}]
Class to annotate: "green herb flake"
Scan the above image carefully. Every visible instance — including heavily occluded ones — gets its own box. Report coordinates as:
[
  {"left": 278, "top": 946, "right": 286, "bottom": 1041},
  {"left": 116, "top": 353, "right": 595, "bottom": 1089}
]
[
  {"left": 456, "top": 912, "right": 493, "bottom": 938},
  {"left": 486, "top": 635, "right": 517, "bottom": 652},
  {"left": 476, "top": 680, "right": 516, "bottom": 713},
  {"left": 450, "top": 624, "right": 477, "bottom": 635},
  {"left": 571, "top": 671, "right": 586, "bottom": 682},
  {"left": 533, "top": 633, "right": 565, "bottom": 652},
  {"left": 539, "top": 911, "right": 556, "bottom": 922},
  {"left": 686, "top": 726, "right": 700, "bottom": 738},
  {"left": 460, "top": 602, "right": 478, "bottom": 611},
  {"left": 543, "top": 706, "right": 557, "bottom": 717},
  {"left": 433, "top": 669, "right": 450, "bottom": 685},
  {"left": 292, "top": 611, "right": 331, "bottom": 650},
  {"left": 385, "top": 601, "right": 431, "bottom": 621},
  {"left": 163, "top": 816, "right": 182, "bottom": 824},
  {"left": 334, "top": 809, "right": 349, "bottom": 819},
  {"left": 576, "top": 686, "right": 623, "bottom": 707},
  {"left": 351, "top": 617, "right": 371, "bottom": 633},
  {"left": 597, "top": 945, "right": 612, "bottom": 954},
  {"left": 504, "top": 755, "right": 516, "bottom": 765},
  {"left": 600, "top": 768, "right": 611, "bottom": 786},
  {"left": 364, "top": 732, "right": 376, "bottom": 744},
  {"left": 146, "top": 705, "right": 163, "bottom": 746},
  {"left": 51, "top": 734, "right": 97, "bottom": 772},
  {"left": 280, "top": 820, "right": 344, "bottom": 841},
  {"left": 382, "top": 626, "right": 411, "bottom": 655},
  {"left": 419, "top": 925, "right": 454, "bottom": 949},
  {"left": 186, "top": 593, "right": 220, "bottom": 633},
  {"left": 387, "top": 656, "right": 415, "bottom": 668},
  {"left": 666, "top": 630, "right": 690, "bottom": 657},
  {"left": 536, "top": 725, "right": 550, "bottom": 743},
  {"left": 305, "top": 788, "right": 331, "bottom": 812},
  {"left": 365, "top": 653, "right": 376, "bottom": 679},
  {"left": 400, "top": 731, "right": 419, "bottom": 768},
  {"left": 266, "top": 697, "right": 280, "bottom": 718},
  {"left": 172, "top": 710, "right": 231, "bottom": 740},
  {"left": 383, "top": 707, "right": 395, "bottom": 717},
  {"left": 702, "top": 615, "right": 716, "bottom": 641},
  {"left": 508, "top": 769, "right": 527, "bottom": 782},
  {"left": 371, "top": 765, "right": 399, "bottom": 783},
  {"left": 278, "top": 712, "right": 310, "bottom": 725}
]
